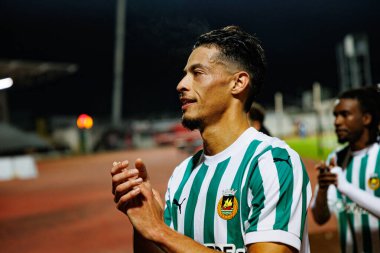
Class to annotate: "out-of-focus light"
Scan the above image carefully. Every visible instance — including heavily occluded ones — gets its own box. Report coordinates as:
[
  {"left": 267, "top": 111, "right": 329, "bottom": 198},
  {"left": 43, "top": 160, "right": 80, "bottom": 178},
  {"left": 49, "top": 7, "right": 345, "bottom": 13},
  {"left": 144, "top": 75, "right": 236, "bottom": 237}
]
[
  {"left": 0, "top": 78, "right": 13, "bottom": 90},
  {"left": 77, "top": 114, "right": 94, "bottom": 129}
]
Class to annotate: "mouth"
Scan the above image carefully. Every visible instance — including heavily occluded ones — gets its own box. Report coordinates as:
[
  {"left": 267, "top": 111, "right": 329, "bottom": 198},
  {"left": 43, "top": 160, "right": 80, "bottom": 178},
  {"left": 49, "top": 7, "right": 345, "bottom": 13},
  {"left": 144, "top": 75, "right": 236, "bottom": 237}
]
[
  {"left": 180, "top": 97, "right": 197, "bottom": 110},
  {"left": 335, "top": 128, "right": 348, "bottom": 135}
]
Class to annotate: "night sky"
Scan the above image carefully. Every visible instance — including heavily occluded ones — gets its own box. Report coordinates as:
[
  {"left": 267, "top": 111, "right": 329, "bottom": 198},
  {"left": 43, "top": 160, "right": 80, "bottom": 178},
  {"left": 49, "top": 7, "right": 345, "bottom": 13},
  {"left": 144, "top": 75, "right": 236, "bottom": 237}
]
[{"left": 1, "top": 0, "right": 379, "bottom": 125}]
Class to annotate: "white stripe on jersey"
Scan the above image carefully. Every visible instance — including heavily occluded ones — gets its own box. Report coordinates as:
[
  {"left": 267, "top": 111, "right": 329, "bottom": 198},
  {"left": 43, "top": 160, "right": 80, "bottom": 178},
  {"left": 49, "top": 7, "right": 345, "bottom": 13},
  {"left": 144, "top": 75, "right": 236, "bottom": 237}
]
[
  {"left": 257, "top": 151, "right": 279, "bottom": 230},
  {"left": 193, "top": 164, "right": 215, "bottom": 243},
  {"left": 287, "top": 148, "right": 304, "bottom": 234}
]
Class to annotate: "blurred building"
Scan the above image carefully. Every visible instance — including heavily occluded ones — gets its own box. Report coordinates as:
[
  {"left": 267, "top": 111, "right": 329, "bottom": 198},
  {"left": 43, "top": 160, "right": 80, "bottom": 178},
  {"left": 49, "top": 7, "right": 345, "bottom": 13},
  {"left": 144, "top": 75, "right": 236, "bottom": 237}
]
[{"left": 336, "top": 33, "right": 372, "bottom": 92}]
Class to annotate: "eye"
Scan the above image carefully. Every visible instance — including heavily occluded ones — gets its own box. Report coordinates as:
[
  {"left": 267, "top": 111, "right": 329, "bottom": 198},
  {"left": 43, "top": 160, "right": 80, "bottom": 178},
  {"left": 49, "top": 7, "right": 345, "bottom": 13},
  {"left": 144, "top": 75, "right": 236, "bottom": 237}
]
[{"left": 193, "top": 68, "right": 204, "bottom": 77}]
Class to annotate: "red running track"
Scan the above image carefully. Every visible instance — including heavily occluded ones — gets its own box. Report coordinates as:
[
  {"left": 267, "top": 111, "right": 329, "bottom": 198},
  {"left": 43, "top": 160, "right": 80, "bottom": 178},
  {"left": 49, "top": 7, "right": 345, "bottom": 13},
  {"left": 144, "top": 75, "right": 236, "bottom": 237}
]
[{"left": 0, "top": 147, "right": 339, "bottom": 253}]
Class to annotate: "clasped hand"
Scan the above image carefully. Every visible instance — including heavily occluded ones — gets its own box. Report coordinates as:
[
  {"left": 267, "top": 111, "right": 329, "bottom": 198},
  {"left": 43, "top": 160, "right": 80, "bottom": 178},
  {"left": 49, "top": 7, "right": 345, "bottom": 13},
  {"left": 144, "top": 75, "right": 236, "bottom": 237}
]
[{"left": 110, "top": 159, "right": 165, "bottom": 240}]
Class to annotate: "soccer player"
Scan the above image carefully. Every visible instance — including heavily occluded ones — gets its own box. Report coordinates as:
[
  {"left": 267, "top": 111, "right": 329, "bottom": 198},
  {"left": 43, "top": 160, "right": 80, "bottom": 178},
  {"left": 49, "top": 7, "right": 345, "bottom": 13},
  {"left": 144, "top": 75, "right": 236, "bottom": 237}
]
[
  {"left": 111, "top": 26, "right": 312, "bottom": 253},
  {"left": 248, "top": 102, "right": 271, "bottom": 136},
  {"left": 311, "top": 87, "right": 380, "bottom": 253}
]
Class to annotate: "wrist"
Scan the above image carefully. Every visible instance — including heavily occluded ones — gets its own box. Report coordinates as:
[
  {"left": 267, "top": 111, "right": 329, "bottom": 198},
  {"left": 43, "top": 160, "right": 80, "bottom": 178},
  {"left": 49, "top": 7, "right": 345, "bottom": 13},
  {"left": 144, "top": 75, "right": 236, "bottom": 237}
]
[
  {"left": 149, "top": 221, "right": 171, "bottom": 244},
  {"left": 318, "top": 186, "right": 329, "bottom": 194}
]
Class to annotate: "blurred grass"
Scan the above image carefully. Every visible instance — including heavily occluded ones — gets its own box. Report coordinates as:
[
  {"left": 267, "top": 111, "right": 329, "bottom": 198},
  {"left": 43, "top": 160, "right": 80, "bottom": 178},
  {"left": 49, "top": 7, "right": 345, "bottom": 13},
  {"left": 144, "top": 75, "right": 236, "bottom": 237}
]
[{"left": 284, "top": 133, "right": 340, "bottom": 160}]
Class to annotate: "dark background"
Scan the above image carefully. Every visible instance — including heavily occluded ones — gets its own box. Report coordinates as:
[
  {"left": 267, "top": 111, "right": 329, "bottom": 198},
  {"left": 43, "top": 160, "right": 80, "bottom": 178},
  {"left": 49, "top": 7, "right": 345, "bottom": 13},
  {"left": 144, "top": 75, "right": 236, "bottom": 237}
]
[{"left": 1, "top": 0, "right": 379, "bottom": 125}]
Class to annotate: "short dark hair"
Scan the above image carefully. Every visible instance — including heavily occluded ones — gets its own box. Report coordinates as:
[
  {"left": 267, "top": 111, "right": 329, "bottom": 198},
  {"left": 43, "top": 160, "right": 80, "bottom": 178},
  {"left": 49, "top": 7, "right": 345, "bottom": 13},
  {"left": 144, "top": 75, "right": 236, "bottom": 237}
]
[
  {"left": 193, "top": 26, "right": 267, "bottom": 112},
  {"left": 248, "top": 102, "right": 266, "bottom": 123},
  {"left": 338, "top": 86, "right": 380, "bottom": 144}
]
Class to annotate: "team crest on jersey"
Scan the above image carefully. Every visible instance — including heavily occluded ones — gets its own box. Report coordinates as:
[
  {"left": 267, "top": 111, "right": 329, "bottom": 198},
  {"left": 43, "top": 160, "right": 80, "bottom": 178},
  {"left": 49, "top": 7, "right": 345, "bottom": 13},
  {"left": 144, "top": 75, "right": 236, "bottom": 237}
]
[
  {"left": 217, "top": 189, "right": 238, "bottom": 220},
  {"left": 368, "top": 173, "right": 380, "bottom": 190}
]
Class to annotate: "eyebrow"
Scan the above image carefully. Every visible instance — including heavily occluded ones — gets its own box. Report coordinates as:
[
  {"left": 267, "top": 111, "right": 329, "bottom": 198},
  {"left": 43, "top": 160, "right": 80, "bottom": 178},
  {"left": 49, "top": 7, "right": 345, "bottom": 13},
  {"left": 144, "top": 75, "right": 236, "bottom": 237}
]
[{"left": 183, "top": 63, "right": 210, "bottom": 73}]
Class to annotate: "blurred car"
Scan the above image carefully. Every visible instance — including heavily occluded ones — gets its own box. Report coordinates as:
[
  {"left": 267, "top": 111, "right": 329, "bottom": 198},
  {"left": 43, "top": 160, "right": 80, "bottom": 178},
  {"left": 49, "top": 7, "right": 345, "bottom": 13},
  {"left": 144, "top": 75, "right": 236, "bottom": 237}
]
[{"left": 153, "top": 123, "right": 202, "bottom": 154}]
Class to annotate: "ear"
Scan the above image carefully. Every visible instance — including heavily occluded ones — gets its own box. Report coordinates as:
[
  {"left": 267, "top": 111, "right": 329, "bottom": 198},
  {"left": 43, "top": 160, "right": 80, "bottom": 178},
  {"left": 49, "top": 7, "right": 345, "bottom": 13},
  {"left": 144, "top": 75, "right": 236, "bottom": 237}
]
[
  {"left": 362, "top": 113, "right": 372, "bottom": 126},
  {"left": 231, "top": 71, "right": 250, "bottom": 95}
]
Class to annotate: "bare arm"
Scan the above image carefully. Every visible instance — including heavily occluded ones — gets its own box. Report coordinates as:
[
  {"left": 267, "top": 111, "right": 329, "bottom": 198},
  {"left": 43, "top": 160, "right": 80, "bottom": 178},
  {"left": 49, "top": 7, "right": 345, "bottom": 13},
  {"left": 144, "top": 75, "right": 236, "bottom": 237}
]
[
  {"left": 311, "top": 186, "right": 331, "bottom": 225},
  {"left": 134, "top": 229, "right": 164, "bottom": 253},
  {"left": 248, "top": 242, "right": 298, "bottom": 253},
  {"left": 311, "top": 162, "right": 336, "bottom": 225}
]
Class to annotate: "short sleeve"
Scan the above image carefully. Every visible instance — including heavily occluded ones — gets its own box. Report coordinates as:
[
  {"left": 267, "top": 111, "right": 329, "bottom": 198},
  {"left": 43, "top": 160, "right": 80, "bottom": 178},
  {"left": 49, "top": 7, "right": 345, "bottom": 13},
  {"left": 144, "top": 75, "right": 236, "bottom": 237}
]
[{"left": 244, "top": 147, "right": 310, "bottom": 251}]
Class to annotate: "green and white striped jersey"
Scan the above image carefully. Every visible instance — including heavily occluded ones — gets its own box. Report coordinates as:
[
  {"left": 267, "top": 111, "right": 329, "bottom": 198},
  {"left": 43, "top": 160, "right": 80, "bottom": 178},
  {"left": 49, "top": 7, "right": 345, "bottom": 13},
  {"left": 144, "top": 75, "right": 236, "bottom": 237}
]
[
  {"left": 325, "top": 142, "right": 380, "bottom": 253},
  {"left": 164, "top": 127, "right": 312, "bottom": 253}
]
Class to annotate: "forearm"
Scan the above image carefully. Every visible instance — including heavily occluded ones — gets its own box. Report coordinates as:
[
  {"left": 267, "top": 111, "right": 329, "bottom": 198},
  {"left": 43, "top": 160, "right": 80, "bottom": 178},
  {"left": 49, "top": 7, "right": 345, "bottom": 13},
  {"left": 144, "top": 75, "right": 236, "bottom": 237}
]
[
  {"left": 150, "top": 224, "right": 219, "bottom": 253},
  {"left": 134, "top": 229, "right": 164, "bottom": 253},
  {"left": 338, "top": 181, "right": 380, "bottom": 218},
  {"left": 311, "top": 186, "right": 331, "bottom": 225}
]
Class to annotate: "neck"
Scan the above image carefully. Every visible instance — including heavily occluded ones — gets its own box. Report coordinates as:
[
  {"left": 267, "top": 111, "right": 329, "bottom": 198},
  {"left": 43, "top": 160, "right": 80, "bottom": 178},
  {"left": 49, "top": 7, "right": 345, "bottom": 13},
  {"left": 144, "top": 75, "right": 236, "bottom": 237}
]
[
  {"left": 349, "top": 130, "right": 371, "bottom": 151},
  {"left": 200, "top": 108, "right": 250, "bottom": 156}
]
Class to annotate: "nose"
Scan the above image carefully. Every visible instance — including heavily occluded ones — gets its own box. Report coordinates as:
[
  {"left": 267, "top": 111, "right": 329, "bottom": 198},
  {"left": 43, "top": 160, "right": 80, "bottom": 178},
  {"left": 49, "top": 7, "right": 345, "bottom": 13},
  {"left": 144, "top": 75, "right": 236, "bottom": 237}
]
[
  {"left": 176, "top": 74, "right": 190, "bottom": 93},
  {"left": 334, "top": 115, "right": 342, "bottom": 127}
]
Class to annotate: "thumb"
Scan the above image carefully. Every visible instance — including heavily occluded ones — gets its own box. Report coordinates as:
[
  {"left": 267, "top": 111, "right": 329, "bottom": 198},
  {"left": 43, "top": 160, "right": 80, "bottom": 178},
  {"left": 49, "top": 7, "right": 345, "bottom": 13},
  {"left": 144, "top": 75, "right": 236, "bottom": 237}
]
[
  {"left": 135, "top": 158, "right": 149, "bottom": 181},
  {"left": 329, "top": 157, "right": 336, "bottom": 167}
]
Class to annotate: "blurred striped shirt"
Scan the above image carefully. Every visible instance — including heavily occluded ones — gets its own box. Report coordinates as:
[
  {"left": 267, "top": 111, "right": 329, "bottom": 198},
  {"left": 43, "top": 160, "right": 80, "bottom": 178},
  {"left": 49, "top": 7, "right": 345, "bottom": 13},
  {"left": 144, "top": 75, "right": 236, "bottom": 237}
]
[{"left": 326, "top": 142, "right": 380, "bottom": 253}]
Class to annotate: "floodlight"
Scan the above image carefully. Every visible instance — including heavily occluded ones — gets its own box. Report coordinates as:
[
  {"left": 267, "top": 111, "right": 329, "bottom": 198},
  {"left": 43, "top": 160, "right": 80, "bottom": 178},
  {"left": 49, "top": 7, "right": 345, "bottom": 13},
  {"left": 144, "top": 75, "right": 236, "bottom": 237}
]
[{"left": 0, "top": 78, "right": 13, "bottom": 90}]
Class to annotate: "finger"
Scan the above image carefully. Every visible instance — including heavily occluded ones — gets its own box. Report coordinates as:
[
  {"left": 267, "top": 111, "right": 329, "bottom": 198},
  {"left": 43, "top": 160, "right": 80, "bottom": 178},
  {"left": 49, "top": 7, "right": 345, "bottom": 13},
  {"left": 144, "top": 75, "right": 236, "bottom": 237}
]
[
  {"left": 314, "top": 161, "right": 327, "bottom": 170},
  {"left": 116, "top": 187, "right": 141, "bottom": 211},
  {"left": 112, "top": 168, "right": 139, "bottom": 194},
  {"left": 135, "top": 158, "right": 149, "bottom": 181},
  {"left": 152, "top": 188, "right": 164, "bottom": 210},
  {"left": 329, "top": 157, "right": 336, "bottom": 167},
  {"left": 114, "top": 177, "right": 143, "bottom": 203},
  {"left": 315, "top": 163, "right": 329, "bottom": 174},
  {"left": 318, "top": 174, "right": 337, "bottom": 187},
  {"left": 111, "top": 160, "right": 129, "bottom": 176},
  {"left": 318, "top": 173, "right": 337, "bottom": 180}
]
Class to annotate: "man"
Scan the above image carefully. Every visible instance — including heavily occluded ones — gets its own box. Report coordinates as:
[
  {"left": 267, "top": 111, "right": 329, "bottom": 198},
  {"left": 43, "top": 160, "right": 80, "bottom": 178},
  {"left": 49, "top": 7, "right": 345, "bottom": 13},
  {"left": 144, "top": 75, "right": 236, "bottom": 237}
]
[
  {"left": 311, "top": 87, "right": 380, "bottom": 253},
  {"left": 248, "top": 102, "right": 271, "bottom": 136},
  {"left": 111, "top": 26, "right": 311, "bottom": 253}
]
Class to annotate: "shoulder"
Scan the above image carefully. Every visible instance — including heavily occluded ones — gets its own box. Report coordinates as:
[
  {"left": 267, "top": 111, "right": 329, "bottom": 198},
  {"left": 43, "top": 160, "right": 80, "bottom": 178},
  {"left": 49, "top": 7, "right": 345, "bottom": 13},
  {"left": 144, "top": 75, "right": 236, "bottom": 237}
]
[
  {"left": 253, "top": 135, "right": 302, "bottom": 165},
  {"left": 327, "top": 145, "right": 349, "bottom": 166},
  {"left": 171, "top": 149, "right": 203, "bottom": 178},
  {"left": 248, "top": 136, "right": 307, "bottom": 185}
]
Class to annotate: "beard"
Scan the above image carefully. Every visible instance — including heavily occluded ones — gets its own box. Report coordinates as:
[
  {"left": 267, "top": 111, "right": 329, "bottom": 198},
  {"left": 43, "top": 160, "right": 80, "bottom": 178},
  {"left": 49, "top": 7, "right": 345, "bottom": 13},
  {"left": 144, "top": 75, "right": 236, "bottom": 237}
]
[
  {"left": 181, "top": 116, "right": 204, "bottom": 131},
  {"left": 337, "top": 136, "right": 348, "bottom": 144},
  {"left": 337, "top": 128, "right": 363, "bottom": 145}
]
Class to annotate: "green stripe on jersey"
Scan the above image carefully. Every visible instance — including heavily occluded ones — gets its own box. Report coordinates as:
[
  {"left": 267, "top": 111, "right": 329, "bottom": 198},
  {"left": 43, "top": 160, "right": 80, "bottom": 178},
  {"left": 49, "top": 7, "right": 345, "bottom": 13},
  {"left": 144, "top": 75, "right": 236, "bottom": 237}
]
[
  {"left": 375, "top": 150, "right": 380, "bottom": 245},
  {"left": 375, "top": 149, "right": 380, "bottom": 197},
  {"left": 184, "top": 163, "right": 208, "bottom": 238},
  {"left": 228, "top": 140, "right": 261, "bottom": 247},
  {"left": 272, "top": 147, "right": 293, "bottom": 231},
  {"left": 246, "top": 162, "right": 265, "bottom": 232},
  {"left": 172, "top": 151, "right": 203, "bottom": 230},
  {"left": 164, "top": 199, "right": 172, "bottom": 226},
  {"left": 338, "top": 210, "right": 348, "bottom": 253},
  {"left": 203, "top": 158, "right": 230, "bottom": 243},
  {"left": 300, "top": 161, "right": 309, "bottom": 237}
]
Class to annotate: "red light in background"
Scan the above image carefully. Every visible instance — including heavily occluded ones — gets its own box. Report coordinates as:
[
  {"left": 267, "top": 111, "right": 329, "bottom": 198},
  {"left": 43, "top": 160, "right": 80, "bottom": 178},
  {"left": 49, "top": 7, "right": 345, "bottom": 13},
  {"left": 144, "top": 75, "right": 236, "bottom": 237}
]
[{"left": 77, "top": 114, "right": 93, "bottom": 129}]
